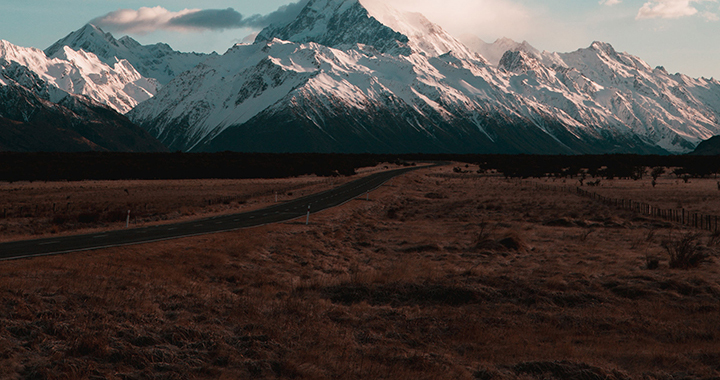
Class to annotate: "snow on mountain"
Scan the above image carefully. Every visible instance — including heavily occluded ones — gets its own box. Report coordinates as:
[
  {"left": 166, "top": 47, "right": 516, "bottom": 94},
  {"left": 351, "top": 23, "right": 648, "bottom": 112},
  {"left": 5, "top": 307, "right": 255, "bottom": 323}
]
[
  {"left": 257, "top": 0, "right": 484, "bottom": 62},
  {"left": 0, "top": 60, "right": 166, "bottom": 152},
  {"left": 127, "top": 36, "right": 652, "bottom": 153},
  {"left": 461, "top": 35, "right": 540, "bottom": 66},
  {"left": 46, "top": 24, "right": 216, "bottom": 85},
  {"left": 359, "top": 0, "right": 483, "bottom": 61},
  {"left": 129, "top": 0, "right": 720, "bottom": 154},
  {"left": 544, "top": 42, "right": 720, "bottom": 151},
  {"left": 0, "top": 39, "right": 155, "bottom": 113}
]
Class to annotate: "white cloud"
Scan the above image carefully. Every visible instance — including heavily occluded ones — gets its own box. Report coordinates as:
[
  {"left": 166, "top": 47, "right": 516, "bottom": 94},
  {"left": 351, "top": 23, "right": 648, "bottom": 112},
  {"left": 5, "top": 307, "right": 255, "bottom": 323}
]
[
  {"left": 91, "top": 7, "right": 199, "bottom": 34},
  {"left": 636, "top": 0, "right": 717, "bottom": 20},
  {"left": 91, "top": 2, "right": 310, "bottom": 35},
  {"left": 600, "top": 0, "right": 622, "bottom": 6},
  {"left": 701, "top": 10, "right": 720, "bottom": 20},
  {"left": 378, "top": 0, "right": 534, "bottom": 41}
]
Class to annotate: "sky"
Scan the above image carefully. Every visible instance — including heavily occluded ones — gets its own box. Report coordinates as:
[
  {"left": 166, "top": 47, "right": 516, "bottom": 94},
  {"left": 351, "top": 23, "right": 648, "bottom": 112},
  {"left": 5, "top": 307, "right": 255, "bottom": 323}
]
[{"left": 1, "top": 0, "right": 719, "bottom": 79}]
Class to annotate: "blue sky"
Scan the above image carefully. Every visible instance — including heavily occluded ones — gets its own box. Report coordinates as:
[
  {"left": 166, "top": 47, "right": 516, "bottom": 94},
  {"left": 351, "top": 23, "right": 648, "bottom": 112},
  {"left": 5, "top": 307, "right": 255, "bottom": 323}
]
[{"left": 1, "top": 0, "right": 719, "bottom": 79}]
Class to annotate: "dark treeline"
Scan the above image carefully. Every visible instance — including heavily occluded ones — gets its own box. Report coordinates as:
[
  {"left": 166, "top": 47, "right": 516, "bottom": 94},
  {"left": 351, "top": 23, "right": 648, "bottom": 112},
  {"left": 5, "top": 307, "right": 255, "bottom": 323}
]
[
  {"left": 0, "top": 152, "right": 404, "bottom": 182},
  {"left": 1, "top": 152, "right": 720, "bottom": 182}
]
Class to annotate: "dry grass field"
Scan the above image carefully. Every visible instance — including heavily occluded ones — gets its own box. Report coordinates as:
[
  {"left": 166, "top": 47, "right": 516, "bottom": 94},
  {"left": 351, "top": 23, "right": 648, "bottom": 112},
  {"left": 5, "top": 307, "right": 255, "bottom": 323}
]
[
  {"left": 589, "top": 173, "right": 720, "bottom": 215},
  {"left": 0, "top": 163, "right": 404, "bottom": 243},
  {"left": 0, "top": 164, "right": 719, "bottom": 379}
]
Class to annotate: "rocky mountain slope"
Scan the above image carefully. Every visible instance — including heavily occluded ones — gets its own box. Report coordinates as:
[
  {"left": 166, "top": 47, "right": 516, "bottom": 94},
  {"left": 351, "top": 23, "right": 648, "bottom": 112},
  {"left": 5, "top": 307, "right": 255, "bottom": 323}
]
[
  {"left": 690, "top": 135, "right": 720, "bottom": 155},
  {"left": 0, "top": 39, "right": 156, "bottom": 114},
  {"left": 46, "top": 24, "right": 216, "bottom": 86},
  {"left": 127, "top": 0, "right": 719, "bottom": 154},
  {"left": 460, "top": 35, "right": 540, "bottom": 67},
  {"left": 0, "top": 59, "right": 166, "bottom": 152}
]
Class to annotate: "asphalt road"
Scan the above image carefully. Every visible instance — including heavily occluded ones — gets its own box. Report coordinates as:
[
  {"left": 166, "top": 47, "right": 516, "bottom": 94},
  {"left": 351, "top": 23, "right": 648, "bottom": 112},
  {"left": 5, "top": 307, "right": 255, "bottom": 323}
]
[{"left": 0, "top": 165, "right": 425, "bottom": 261}]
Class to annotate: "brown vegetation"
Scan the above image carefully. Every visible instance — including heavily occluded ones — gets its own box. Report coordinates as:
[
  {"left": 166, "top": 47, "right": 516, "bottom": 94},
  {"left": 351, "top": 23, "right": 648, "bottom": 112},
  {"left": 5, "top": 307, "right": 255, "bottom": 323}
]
[
  {"left": 0, "top": 165, "right": 719, "bottom": 379},
  {"left": 0, "top": 173, "right": 372, "bottom": 242}
]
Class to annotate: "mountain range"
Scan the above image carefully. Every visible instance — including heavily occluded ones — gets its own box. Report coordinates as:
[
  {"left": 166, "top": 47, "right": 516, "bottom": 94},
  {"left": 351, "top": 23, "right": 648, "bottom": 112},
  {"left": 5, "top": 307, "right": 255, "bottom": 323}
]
[
  {"left": 0, "top": 59, "right": 165, "bottom": 152},
  {"left": 45, "top": 24, "right": 215, "bottom": 86},
  {"left": 1, "top": 0, "right": 719, "bottom": 154}
]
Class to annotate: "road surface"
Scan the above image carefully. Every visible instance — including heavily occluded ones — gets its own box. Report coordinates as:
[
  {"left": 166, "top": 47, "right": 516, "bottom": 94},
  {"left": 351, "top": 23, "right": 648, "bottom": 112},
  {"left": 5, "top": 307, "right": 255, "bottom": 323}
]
[{"left": 0, "top": 165, "right": 425, "bottom": 261}]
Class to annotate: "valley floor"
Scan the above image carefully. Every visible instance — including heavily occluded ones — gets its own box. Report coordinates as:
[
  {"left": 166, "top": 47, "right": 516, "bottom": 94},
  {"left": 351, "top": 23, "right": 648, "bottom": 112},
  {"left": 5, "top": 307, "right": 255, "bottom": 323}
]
[{"left": 1, "top": 165, "right": 719, "bottom": 379}]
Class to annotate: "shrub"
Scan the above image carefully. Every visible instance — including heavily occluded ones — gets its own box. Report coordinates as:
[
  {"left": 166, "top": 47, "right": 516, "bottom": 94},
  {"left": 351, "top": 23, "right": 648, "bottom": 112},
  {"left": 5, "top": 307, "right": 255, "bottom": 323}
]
[
  {"left": 497, "top": 232, "right": 528, "bottom": 252},
  {"left": 662, "top": 233, "right": 710, "bottom": 269},
  {"left": 77, "top": 212, "right": 100, "bottom": 224},
  {"left": 474, "top": 226, "right": 527, "bottom": 253}
]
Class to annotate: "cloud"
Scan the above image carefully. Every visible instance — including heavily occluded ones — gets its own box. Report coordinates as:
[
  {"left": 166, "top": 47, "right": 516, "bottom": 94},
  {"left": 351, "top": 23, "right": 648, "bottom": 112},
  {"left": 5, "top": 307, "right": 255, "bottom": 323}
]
[
  {"left": 701, "top": 10, "right": 720, "bottom": 20},
  {"left": 91, "top": 7, "right": 197, "bottom": 34},
  {"left": 376, "top": 0, "right": 533, "bottom": 41},
  {"left": 167, "top": 8, "right": 243, "bottom": 30},
  {"left": 636, "top": 0, "right": 716, "bottom": 20},
  {"left": 599, "top": 0, "right": 622, "bottom": 6},
  {"left": 91, "top": 1, "right": 310, "bottom": 34}
]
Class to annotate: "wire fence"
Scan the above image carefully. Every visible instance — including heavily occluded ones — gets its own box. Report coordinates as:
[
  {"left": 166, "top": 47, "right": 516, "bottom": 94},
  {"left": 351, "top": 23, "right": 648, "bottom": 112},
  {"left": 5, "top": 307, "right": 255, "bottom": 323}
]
[{"left": 531, "top": 182, "right": 720, "bottom": 233}]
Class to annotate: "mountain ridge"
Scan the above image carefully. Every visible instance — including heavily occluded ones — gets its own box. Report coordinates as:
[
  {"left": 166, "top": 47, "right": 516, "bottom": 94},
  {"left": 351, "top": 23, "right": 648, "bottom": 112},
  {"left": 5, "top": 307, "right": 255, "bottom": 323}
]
[
  {"left": 46, "top": 24, "right": 216, "bottom": 85},
  {"left": 128, "top": 0, "right": 720, "bottom": 154},
  {"left": 0, "top": 61, "right": 166, "bottom": 152},
  {"left": 4, "top": 0, "right": 719, "bottom": 154},
  {"left": 0, "top": 39, "right": 155, "bottom": 114}
]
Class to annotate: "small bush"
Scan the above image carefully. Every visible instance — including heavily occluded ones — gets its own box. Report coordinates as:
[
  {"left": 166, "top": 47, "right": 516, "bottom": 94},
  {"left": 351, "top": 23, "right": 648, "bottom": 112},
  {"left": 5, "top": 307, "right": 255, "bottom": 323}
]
[
  {"left": 475, "top": 228, "right": 527, "bottom": 253},
  {"left": 645, "top": 256, "right": 660, "bottom": 270},
  {"left": 497, "top": 232, "right": 528, "bottom": 252},
  {"left": 662, "top": 233, "right": 710, "bottom": 269},
  {"left": 104, "top": 209, "right": 129, "bottom": 223},
  {"left": 424, "top": 192, "right": 446, "bottom": 199},
  {"left": 77, "top": 212, "right": 100, "bottom": 224},
  {"left": 51, "top": 214, "right": 70, "bottom": 225}
]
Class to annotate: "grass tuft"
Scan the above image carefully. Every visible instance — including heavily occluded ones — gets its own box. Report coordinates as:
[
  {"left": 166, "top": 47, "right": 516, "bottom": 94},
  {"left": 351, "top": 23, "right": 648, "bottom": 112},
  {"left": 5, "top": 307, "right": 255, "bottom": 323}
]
[{"left": 662, "top": 233, "right": 711, "bottom": 269}]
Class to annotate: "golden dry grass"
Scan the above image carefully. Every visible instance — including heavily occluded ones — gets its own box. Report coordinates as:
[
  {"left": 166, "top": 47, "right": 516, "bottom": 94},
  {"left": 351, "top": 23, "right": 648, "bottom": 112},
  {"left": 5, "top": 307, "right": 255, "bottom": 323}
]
[
  {"left": 0, "top": 165, "right": 719, "bottom": 379},
  {"left": 568, "top": 171, "right": 720, "bottom": 215},
  {"left": 0, "top": 162, "right": 406, "bottom": 243}
]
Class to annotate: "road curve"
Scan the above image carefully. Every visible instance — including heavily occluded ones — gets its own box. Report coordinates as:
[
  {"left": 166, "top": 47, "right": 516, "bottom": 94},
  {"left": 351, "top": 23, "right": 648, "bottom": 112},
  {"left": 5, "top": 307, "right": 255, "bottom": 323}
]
[{"left": 0, "top": 165, "right": 427, "bottom": 261}]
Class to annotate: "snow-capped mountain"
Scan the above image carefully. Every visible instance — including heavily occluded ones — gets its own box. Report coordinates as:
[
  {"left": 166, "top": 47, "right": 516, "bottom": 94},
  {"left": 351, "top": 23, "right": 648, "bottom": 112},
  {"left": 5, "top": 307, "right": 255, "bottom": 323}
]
[
  {"left": 257, "top": 0, "right": 483, "bottom": 62},
  {"left": 129, "top": 0, "right": 720, "bottom": 154},
  {"left": 0, "top": 59, "right": 166, "bottom": 152},
  {"left": 46, "top": 24, "right": 216, "bottom": 85},
  {"left": 460, "top": 35, "right": 540, "bottom": 66},
  {"left": 0, "top": 39, "right": 155, "bottom": 114}
]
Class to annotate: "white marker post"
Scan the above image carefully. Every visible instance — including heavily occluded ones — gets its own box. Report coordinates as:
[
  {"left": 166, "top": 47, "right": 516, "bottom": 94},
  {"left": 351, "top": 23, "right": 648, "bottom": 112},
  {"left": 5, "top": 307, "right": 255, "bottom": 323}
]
[
  {"left": 126, "top": 210, "right": 130, "bottom": 228},
  {"left": 306, "top": 205, "right": 311, "bottom": 225}
]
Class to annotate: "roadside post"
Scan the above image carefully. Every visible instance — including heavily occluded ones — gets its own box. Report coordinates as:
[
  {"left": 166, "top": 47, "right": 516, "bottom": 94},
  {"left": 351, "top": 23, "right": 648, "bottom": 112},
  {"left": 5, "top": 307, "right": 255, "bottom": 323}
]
[
  {"left": 126, "top": 210, "right": 130, "bottom": 228},
  {"left": 306, "top": 205, "right": 311, "bottom": 225}
]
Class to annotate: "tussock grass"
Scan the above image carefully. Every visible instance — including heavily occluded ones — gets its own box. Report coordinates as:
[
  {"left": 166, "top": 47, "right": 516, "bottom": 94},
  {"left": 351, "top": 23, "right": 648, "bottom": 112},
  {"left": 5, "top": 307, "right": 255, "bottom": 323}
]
[
  {"left": 662, "top": 233, "right": 712, "bottom": 269},
  {"left": 0, "top": 166, "right": 719, "bottom": 379}
]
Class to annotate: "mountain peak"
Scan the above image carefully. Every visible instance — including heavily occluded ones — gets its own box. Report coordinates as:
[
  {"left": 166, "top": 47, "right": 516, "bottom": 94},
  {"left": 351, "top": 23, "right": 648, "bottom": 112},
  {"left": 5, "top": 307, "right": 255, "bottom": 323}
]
[
  {"left": 45, "top": 24, "right": 215, "bottom": 85},
  {"left": 589, "top": 41, "right": 617, "bottom": 56},
  {"left": 256, "top": 0, "right": 412, "bottom": 55},
  {"left": 1, "top": 38, "right": 156, "bottom": 113},
  {"left": 256, "top": 0, "right": 481, "bottom": 60},
  {"left": 45, "top": 24, "right": 118, "bottom": 59},
  {"left": 460, "top": 36, "right": 537, "bottom": 66},
  {"left": 498, "top": 50, "right": 540, "bottom": 73}
]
